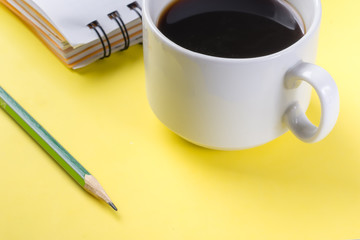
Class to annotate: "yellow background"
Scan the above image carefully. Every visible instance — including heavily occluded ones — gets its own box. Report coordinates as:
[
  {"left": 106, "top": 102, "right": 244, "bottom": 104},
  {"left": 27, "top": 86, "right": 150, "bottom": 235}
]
[{"left": 0, "top": 0, "right": 359, "bottom": 239}]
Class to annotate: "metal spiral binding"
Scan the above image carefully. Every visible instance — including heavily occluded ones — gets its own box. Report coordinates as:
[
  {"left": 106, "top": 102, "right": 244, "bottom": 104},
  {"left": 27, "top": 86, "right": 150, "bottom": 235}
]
[
  {"left": 128, "top": 1, "right": 142, "bottom": 20},
  {"left": 87, "top": 20, "right": 112, "bottom": 59},
  {"left": 87, "top": 2, "right": 141, "bottom": 59},
  {"left": 108, "top": 11, "right": 130, "bottom": 51}
]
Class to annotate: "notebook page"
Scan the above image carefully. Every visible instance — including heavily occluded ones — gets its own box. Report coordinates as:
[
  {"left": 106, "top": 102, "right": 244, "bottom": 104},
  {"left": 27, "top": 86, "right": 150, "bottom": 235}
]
[
  {"left": 28, "top": 0, "right": 140, "bottom": 48},
  {"left": 7, "top": 0, "right": 67, "bottom": 49}
]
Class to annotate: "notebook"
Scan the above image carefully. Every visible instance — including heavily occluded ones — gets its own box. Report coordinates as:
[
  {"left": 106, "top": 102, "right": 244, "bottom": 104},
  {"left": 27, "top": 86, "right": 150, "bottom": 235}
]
[{"left": 0, "top": 0, "right": 143, "bottom": 69}]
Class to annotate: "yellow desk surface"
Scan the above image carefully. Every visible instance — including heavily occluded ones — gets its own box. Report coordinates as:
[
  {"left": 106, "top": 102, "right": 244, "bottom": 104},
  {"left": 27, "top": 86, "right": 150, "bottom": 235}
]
[{"left": 0, "top": 1, "right": 359, "bottom": 239}]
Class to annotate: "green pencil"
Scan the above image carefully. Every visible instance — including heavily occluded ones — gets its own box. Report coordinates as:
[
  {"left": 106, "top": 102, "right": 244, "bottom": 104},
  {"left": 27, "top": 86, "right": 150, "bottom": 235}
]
[{"left": 0, "top": 86, "right": 117, "bottom": 211}]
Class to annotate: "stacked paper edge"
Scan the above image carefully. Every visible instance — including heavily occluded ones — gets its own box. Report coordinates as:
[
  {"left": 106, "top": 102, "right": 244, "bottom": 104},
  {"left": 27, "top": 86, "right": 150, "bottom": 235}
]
[{"left": 0, "top": 0, "right": 143, "bottom": 69}]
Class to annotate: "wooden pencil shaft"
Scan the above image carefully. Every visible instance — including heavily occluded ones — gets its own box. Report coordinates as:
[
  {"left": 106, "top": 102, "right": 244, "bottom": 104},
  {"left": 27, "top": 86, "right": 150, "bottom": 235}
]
[
  {"left": 0, "top": 86, "right": 89, "bottom": 186},
  {"left": 0, "top": 86, "right": 117, "bottom": 210}
]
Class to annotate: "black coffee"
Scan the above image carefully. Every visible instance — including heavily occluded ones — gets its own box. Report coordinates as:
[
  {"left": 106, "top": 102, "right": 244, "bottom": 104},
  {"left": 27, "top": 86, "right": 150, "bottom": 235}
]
[{"left": 157, "top": 0, "right": 305, "bottom": 58}]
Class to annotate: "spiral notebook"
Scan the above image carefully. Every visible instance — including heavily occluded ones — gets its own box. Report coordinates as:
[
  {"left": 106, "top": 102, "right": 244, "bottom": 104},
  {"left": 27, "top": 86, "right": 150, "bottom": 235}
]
[{"left": 1, "top": 0, "right": 143, "bottom": 69}]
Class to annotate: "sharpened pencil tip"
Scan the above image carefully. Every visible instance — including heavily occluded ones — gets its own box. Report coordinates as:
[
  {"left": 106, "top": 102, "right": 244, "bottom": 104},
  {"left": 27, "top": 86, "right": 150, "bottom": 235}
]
[{"left": 108, "top": 202, "right": 118, "bottom": 211}]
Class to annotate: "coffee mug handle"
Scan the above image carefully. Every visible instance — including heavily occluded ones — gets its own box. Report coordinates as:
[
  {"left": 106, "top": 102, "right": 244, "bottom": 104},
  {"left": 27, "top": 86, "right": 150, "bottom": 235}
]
[{"left": 283, "top": 61, "right": 340, "bottom": 143}]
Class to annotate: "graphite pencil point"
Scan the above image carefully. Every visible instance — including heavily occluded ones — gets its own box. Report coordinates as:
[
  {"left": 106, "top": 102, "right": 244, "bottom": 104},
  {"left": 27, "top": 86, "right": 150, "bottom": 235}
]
[{"left": 108, "top": 202, "right": 118, "bottom": 211}]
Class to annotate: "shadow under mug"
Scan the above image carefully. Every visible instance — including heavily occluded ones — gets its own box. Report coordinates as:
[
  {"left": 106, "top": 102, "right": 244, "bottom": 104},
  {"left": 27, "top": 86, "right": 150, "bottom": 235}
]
[{"left": 142, "top": 0, "right": 340, "bottom": 150}]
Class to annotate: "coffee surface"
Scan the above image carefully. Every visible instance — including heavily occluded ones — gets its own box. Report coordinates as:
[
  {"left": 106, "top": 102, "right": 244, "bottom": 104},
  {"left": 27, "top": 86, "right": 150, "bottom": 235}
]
[{"left": 157, "top": 0, "right": 305, "bottom": 58}]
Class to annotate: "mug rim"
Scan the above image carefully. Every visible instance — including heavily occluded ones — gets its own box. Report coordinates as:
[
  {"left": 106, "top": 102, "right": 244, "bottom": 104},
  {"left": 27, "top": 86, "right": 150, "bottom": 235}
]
[{"left": 143, "top": 0, "right": 322, "bottom": 63}]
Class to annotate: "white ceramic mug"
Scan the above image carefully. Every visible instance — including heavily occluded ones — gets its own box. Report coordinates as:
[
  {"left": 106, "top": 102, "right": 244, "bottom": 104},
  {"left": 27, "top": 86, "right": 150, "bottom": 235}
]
[{"left": 142, "top": 0, "right": 340, "bottom": 150}]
